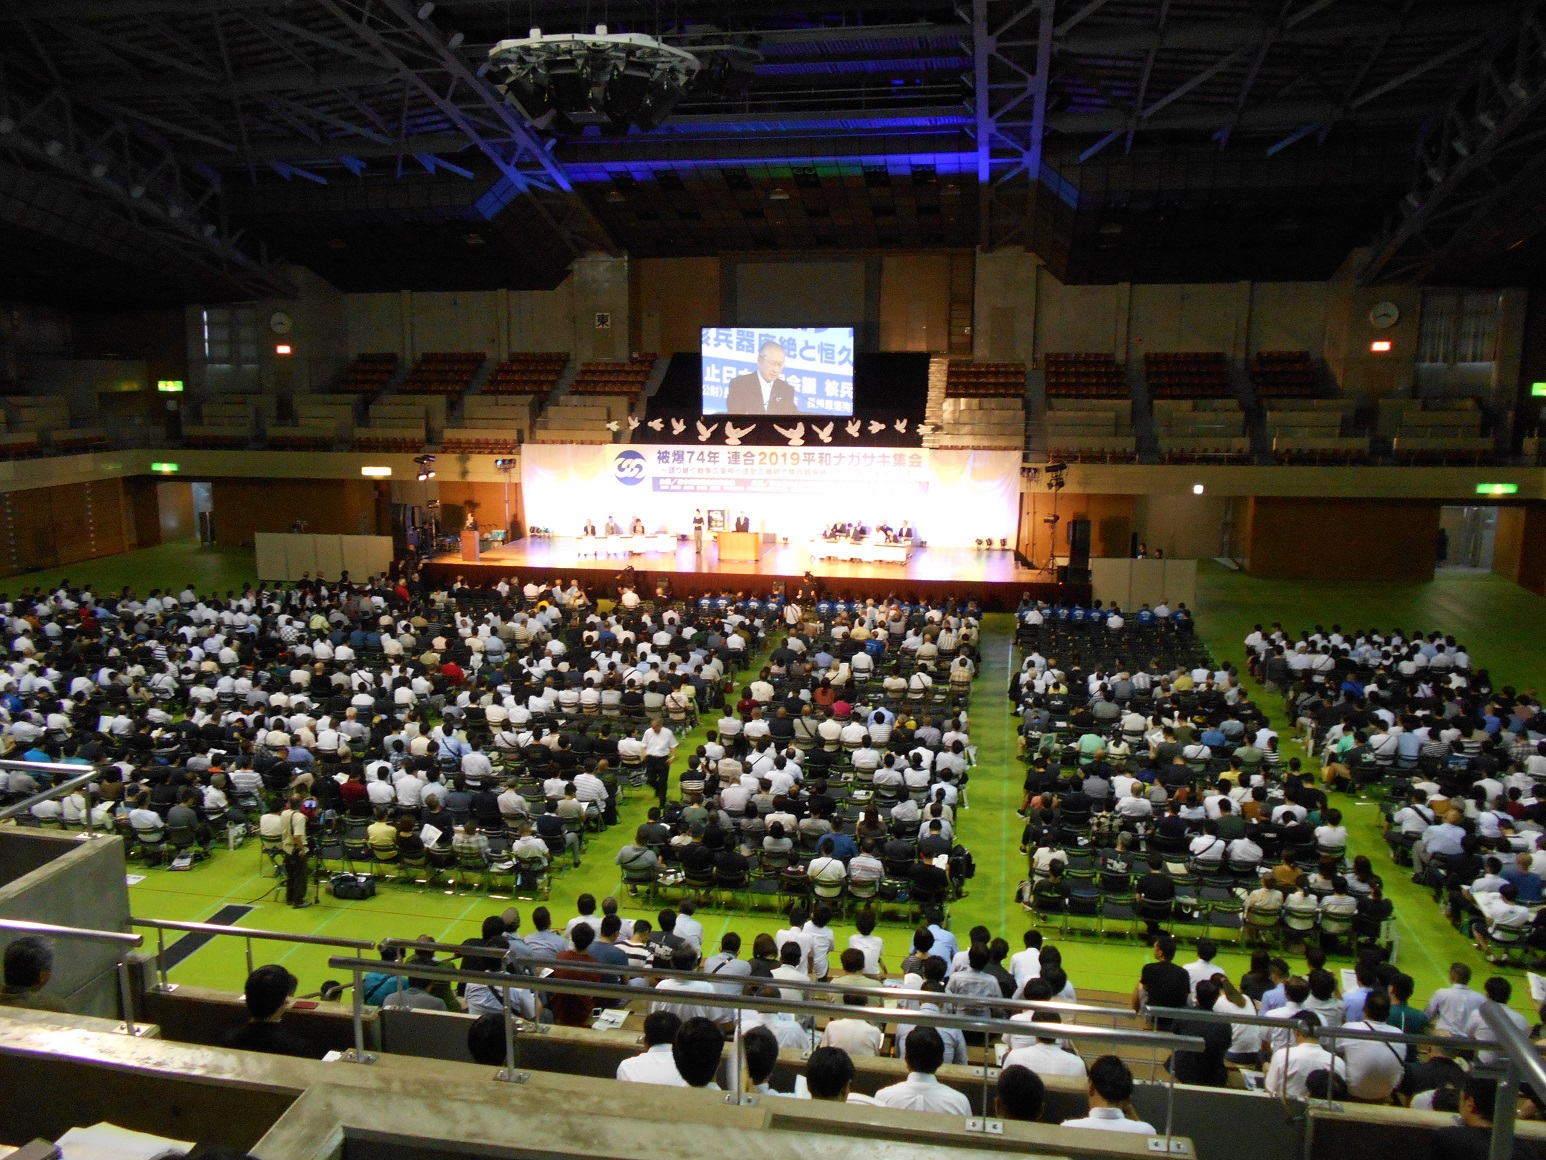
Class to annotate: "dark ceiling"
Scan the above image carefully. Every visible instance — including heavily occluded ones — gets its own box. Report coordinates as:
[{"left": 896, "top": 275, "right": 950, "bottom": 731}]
[{"left": 0, "top": 0, "right": 1541, "bottom": 304}]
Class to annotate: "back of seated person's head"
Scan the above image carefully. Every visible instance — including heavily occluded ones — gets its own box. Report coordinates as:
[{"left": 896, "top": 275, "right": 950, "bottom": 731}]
[
  {"left": 1087, "top": 1055, "right": 1134, "bottom": 1104},
  {"left": 1362, "top": 989, "right": 1392, "bottom": 1022},
  {"left": 671, "top": 943, "right": 699, "bottom": 971},
  {"left": 1484, "top": 976, "right": 1512, "bottom": 1004},
  {"left": 642, "top": 1009, "right": 682, "bottom": 1047},
  {"left": 840, "top": 948, "right": 865, "bottom": 974},
  {"left": 996, "top": 1064, "right": 1045, "bottom": 1122},
  {"left": 912, "top": 927, "right": 934, "bottom": 954},
  {"left": 1040, "top": 964, "right": 1068, "bottom": 996},
  {"left": 1153, "top": 933, "right": 1177, "bottom": 961},
  {"left": 244, "top": 964, "right": 298, "bottom": 1021},
  {"left": 1194, "top": 979, "right": 1222, "bottom": 1012},
  {"left": 1305, "top": 946, "right": 1327, "bottom": 972},
  {"left": 741, "top": 1025, "right": 779, "bottom": 1087},
  {"left": 1305, "top": 1068, "right": 1348, "bottom": 1102},
  {"left": 571, "top": 924, "right": 595, "bottom": 953},
  {"left": 467, "top": 1012, "right": 507, "bottom": 1065},
  {"left": 922, "top": 955, "right": 948, "bottom": 987},
  {"left": 903, "top": 1025, "right": 946, "bottom": 1075},
  {"left": 1022, "top": 978, "right": 1054, "bottom": 1002},
  {"left": 1031, "top": 1009, "right": 1062, "bottom": 1041},
  {"left": 968, "top": 945, "right": 989, "bottom": 971},
  {"left": 806, "top": 1045, "right": 856, "bottom": 1101},
  {"left": 672, "top": 1016, "right": 724, "bottom": 1088},
  {"left": 1308, "top": 969, "right": 1336, "bottom": 1001},
  {"left": 3, "top": 935, "right": 53, "bottom": 990},
  {"left": 780, "top": 941, "right": 804, "bottom": 967}
]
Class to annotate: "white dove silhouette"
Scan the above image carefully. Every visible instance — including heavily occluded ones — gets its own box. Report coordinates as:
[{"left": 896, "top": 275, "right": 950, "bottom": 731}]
[
  {"left": 647, "top": 418, "right": 665, "bottom": 432},
  {"left": 723, "top": 421, "right": 755, "bottom": 446},
  {"left": 695, "top": 419, "right": 718, "bottom": 442},
  {"left": 813, "top": 421, "right": 834, "bottom": 444},
  {"left": 844, "top": 418, "right": 861, "bottom": 438},
  {"left": 867, "top": 420, "right": 886, "bottom": 434},
  {"left": 670, "top": 418, "right": 686, "bottom": 436},
  {"left": 605, "top": 420, "right": 620, "bottom": 432},
  {"left": 627, "top": 416, "right": 641, "bottom": 430},
  {"left": 774, "top": 421, "right": 806, "bottom": 447},
  {"left": 894, "top": 419, "right": 908, "bottom": 433}
]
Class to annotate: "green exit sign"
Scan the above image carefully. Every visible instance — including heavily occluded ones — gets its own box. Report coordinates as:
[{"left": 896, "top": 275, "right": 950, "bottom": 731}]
[
  {"left": 150, "top": 462, "right": 180, "bottom": 474},
  {"left": 1532, "top": 382, "right": 1546, "bottom": 396},
  {"left": 156, "top": 380, "right": 184, "bottom": 393},
  {"left": 1476, "top": 482, "right": 1519, "bottom": 496}
]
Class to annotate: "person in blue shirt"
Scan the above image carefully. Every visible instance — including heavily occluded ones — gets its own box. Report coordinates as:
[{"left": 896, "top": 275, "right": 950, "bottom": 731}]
[
  {"left": 1501, "top": 853, "right": 1544, "bottom": 904},
  {"left": 925, "top": 910, "right": 959, "bottom": 969},
  {"left": 1069, "top": 605, "right": 1087, "bottom": 626},
  {"left": 1135, "top": 605, "right": 1156, "bottom": 627}
]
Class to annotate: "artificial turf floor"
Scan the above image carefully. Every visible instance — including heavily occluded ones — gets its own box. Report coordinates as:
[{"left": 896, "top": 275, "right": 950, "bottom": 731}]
[{"left": 30, "top": 541, "right": 1544, "bottom": 1017}]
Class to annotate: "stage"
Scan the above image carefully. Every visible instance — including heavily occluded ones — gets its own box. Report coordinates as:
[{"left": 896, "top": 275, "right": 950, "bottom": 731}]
[{"left": 421, "top": 535, "right": 1078, "bottom": 610}]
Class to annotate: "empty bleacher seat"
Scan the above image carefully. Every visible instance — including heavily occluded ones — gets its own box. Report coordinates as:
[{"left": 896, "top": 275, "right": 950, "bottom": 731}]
[
  {"left": 335, "top": 353, "right": 399, "bottom": 395},
  {"left": 1249, "top": 350, "right": 1321, "bottom": 399},
  {"left": 1144, "top": 351, "right": 1232, "bottom": 399},
  {"left": 943, "top": 360, "right": 1025, "bottom": 399},
  {"left": 485, "top": 353, "right": 568, "bottom": 396},
  {"left": 399, "top": 352, "right": 485, "bottom": 398},
  {"left": 1043, "top": 353, "right": 1127, "bottom": 400},
  {"left": 569, "top": 355, "right": 655, "bottom": 398}
]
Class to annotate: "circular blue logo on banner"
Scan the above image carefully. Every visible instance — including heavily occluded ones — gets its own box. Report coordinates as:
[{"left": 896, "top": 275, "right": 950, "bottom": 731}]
[{"left": 613, "top": 449, "right": 647, "bottom": 486}]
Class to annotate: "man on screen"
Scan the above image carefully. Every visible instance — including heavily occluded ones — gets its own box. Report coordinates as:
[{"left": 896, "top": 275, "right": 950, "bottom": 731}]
[{"left": 726, "top": 341, "right": 800, "bottom": 415}]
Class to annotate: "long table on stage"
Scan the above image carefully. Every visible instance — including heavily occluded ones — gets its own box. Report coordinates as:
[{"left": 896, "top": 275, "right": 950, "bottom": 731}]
[
  {"left": 810, "top": 537, "right": 911, "bottom": 565},
  {"left": 423, "top": 535, "right": 1077, "bottom": 611}
]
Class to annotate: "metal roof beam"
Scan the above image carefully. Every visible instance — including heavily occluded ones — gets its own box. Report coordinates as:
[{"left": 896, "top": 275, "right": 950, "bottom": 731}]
[{"left": 72, "top": 66, "right": 400, "bottom": 98}]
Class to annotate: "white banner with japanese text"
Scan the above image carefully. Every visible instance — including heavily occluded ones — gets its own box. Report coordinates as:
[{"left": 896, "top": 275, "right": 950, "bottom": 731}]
[{"left": 521, "top": 443, "right": 1018, "bottom": 547}]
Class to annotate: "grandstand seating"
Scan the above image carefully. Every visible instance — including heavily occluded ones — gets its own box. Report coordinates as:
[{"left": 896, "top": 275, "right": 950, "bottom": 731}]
[
  {"left": 48, "top": 426, "right": 112, "bottom": 454},
  {"left": 334, "top": 352, "right": 399, "bottom": 395},
  {"left": 944, "top": 360, "right": 1025, "bottom": 398},
  {"left": 1044, "top": 400, "right": 1137, "bottom": 462},
  {"left": 1144, "top": 352, "right": 1233, "bottom": 399},
  {"left": 355, "top": 399, "right": 429, "bottom": 453},
  {"left": 570, "top": 354, "right": 656, "bottom": 398},
  {"left": 399, "top": 352, "right": 485, "bottom": 397},
  {"left": 266, "top": 395, "right": 356, "bottom": 451},
  {"left": 1153, "top": 399, "right": 1250, "bottom": 462},
  {"left": 1249, "top": 350, "right": 1321, "bottom": 399},
  {"left": 1267, "top": 400, "right": 1366, "bottom": 463},
  {"left": 1386, "top": 400, "right": 1494, "bottom": 464},
  {"left": 1043, "top": 353, "right": 1128, "bottom": 400},
  {"left": 183, "top": 398, "right": 274, "bottom": 449},
  {"left": 441, "top": 396, "right": 534, "bottom": 453},
  {"left": 485, "top": 352, "right": 568, "bottom": 396}
]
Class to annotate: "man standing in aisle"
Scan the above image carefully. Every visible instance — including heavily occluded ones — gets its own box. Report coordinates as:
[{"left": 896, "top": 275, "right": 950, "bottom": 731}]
[
  {"left": 279, "top": 792, "right": 312, "bottom": 909},
  {"left": 643, "top": 719, "right": 678, "bottom": 809}
]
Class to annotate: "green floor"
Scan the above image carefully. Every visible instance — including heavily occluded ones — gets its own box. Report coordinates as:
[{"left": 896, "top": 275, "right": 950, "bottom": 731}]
[{"left": 36, "top": 543, "right": 1544, "bottom": 1015}]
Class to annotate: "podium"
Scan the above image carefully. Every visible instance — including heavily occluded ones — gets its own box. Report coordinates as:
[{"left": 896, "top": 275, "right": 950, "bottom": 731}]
[
  {"left": 716, "top": 531, "right": 761, "bottom": 562},
  {"left": 460, "top": 529, "right": 480, "bottom": 561}
]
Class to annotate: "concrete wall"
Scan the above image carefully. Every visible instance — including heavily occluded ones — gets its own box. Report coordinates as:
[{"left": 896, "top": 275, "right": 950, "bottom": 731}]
[
  {"left": 343, "top": 255, "right": 632, "bottom": 365},
  {"left": 878, "top": 253, "right": 953, "bottom": 352},
  {"left": 1494, "top": 502, "right": 1546, "bottom": 594},
  {"left": 0, "top": 833, "right": 131, "bottom": 1019},
  {"left": 633, "top": 257, "right": 721, "bottom": 355}
]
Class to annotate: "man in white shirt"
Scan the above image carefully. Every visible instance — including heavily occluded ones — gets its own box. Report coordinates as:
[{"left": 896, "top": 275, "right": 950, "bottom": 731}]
[
  {"left": 1003, "top": 1012, "right": 1088, "bottom": 1077},
  {"left": 1337, "top": 991, "right": 1407, "bottom": 1103},
  {"left": 822, "top": 993, "right": 885, "bottom": 1057},
  {"left": 1425, "top": 962, "right": 1486, "bottom": 1035},
  {"left": 1264, "top": 1011, "right": 1346, "bottom": 1099},
  {"left": 641, "top": 720, "right": 677, "bottom": 808},
  {"left": 1009, "top": 932, "right": 1043, "bottom": 991},
  {"left": 1060, "top": 1055, "right": 1156, "bottom": 1133},
  {"left": 872, "top": 1027, "right": 973, "bottom": 1115}
]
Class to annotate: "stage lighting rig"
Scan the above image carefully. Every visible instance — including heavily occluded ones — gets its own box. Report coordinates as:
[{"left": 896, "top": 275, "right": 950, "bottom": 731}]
[
  {"left": 488, "top": 25, "right": 702, "bottom": 134},
  {"left": 1045, "top": 461, "right": 1067, "bottom": 493},
  {"left": 414, "top": 454, "right": 437, "bottom": 482}
]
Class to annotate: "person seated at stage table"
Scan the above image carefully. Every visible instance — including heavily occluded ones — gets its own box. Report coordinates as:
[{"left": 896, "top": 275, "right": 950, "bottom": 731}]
[
  {"left": 631, "top": 517, "right": 646, "bottom": 535},
  {"left": 605, "top": 516, "right": 621, "bottom": 536},
  {"left": 876, "top": 521, "right": 895, "bottom": 543},
  {"left": 734, "top": 513, "right": 751, "bottom": 532},
  {"left": 898, "top": 520, "right": 914, "bottom": 541},
  {"left": 582, "top": 520, "right": 597, "bottom": 536}
]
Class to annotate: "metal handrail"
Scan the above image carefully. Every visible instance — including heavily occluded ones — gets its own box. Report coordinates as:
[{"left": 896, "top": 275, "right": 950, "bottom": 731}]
[
  {"left": 0, "top": 917, "right": 143, "bottom": 1036},
  {"left": 328, "top": 952, "right": 1202, "bottom": 1139},
  {"left": 380, "top": 938, "right": 1137, "bottom": 1020},
  {"left": 1141, "top": 1002, "right": 1546, "bottom": 1057},
  {"left": 129, "top": 916, "right": 379, "bottom": 987},
  {"left": 0, "top": 768, "right": 103, "bottom": 823},
  {"left": 1479, "top": 1001, "right": 1546, "bottom": 1160}
]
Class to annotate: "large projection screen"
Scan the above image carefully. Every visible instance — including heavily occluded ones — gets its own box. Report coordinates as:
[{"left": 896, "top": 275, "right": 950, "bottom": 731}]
[{"left": 701, "top": 326, "right": 855, "bottom": 417}]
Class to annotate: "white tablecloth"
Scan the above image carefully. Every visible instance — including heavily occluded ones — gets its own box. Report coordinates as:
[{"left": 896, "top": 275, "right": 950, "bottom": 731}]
[{"left": 809, "top": 538, "right": 911, "bottom": 564}]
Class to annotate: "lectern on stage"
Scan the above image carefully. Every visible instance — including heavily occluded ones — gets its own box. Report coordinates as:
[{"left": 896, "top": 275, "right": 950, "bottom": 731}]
[
  {"left": 716, "top": 531, "right": 760, "bottom": 562},
  {"left": 460, "top": 529, "right": 480, "bottom": 561}
]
